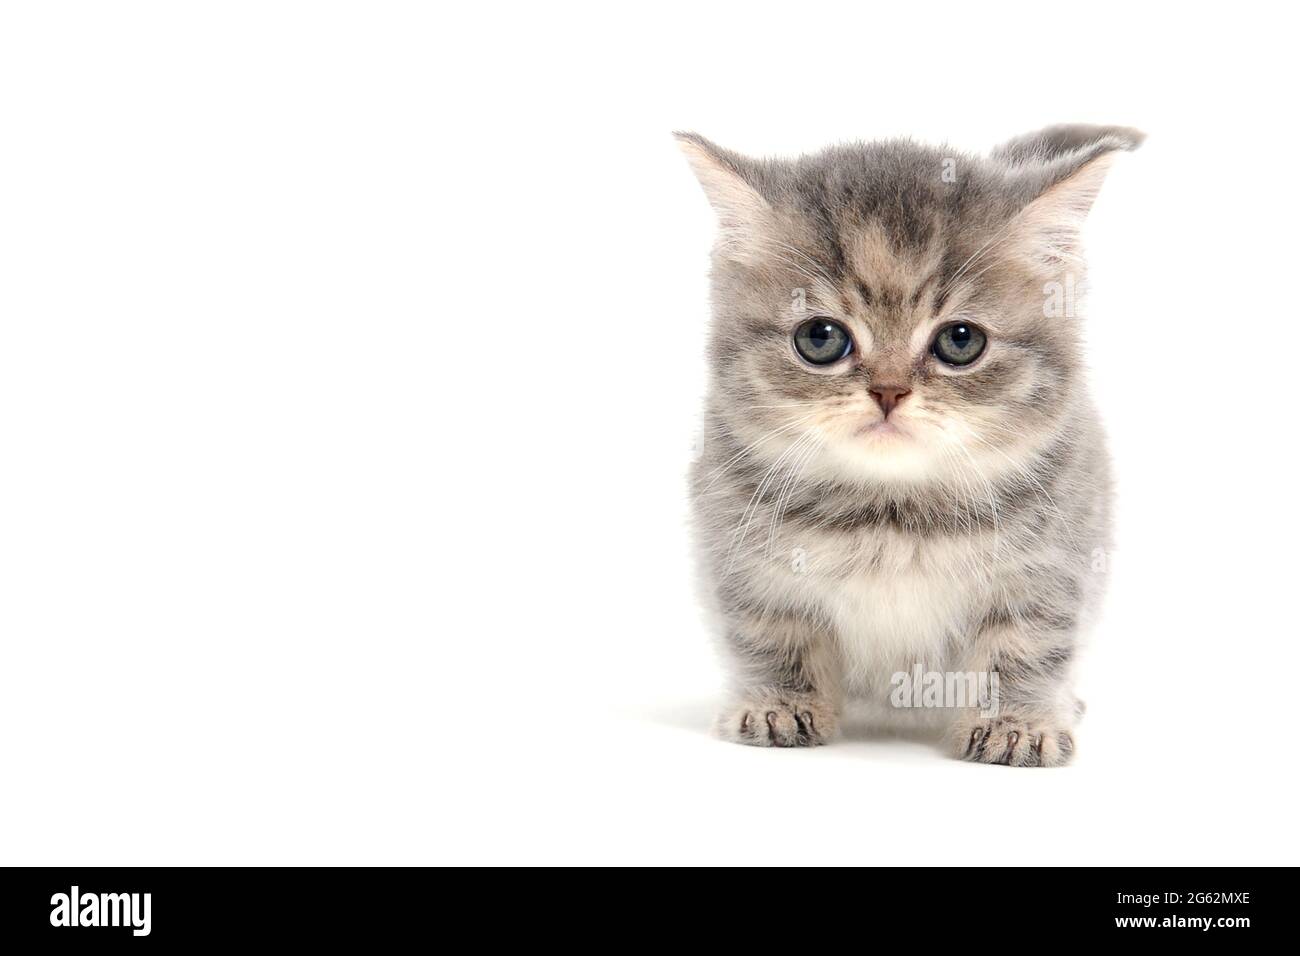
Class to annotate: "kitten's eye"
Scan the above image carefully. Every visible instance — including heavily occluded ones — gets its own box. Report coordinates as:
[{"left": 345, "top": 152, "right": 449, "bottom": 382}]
[
  {"left": 932, "top": 322, "right": 987, "bottom": 366},
  {"left": 793, "top": 318, "right": 853, "bottom": 365}
]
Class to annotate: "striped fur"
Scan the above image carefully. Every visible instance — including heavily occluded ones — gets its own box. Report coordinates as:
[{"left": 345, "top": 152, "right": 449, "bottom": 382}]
[{"left": 679, "top": 126, "right": 1142, "bottom": 766}]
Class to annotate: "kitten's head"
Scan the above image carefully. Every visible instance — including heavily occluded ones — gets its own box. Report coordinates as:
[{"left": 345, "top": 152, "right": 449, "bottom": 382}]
[{"left": 679, "top": 126, "right": 1141, "bottom": 489}]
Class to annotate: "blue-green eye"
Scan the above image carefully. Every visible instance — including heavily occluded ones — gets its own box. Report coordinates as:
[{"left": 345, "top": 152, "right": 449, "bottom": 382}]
[
  {"left": 932, "top": 322, "right": 987, "bottom": 366},
  {"left": 794, "top": 318, "right": 853, "bottom": 365}
]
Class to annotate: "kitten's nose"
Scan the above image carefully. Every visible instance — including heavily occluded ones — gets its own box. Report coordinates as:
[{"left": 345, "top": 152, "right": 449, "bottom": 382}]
[{"left": 869, "top": 385, "right": 911, "bottom": 416}]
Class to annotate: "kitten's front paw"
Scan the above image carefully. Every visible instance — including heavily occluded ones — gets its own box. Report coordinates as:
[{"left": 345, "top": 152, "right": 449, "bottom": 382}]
[
  {"left": 950, "top": 714, "right": 1075, "bottom": 767},
  {"left": 716, "top": 695, "right": 838, "bottom": 747}
]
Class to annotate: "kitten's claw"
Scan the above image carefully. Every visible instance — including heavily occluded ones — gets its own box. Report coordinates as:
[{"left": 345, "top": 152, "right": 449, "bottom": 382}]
[
  {"left": 718, "top": 695, "right": 837, "bottom": 747},
  {"left": 950, "top": 715, "right": 1074, "bottom": 767}
]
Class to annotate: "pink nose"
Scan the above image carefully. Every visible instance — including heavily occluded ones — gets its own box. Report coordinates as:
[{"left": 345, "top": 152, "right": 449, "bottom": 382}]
[{"left": 869, "top": 385, "right": 911, "bottom": 416}]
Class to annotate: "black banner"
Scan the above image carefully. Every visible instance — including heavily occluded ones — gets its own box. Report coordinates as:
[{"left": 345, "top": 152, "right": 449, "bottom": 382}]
[{"left": 0, "top": 867, "right": 1281, "bottom": 944}]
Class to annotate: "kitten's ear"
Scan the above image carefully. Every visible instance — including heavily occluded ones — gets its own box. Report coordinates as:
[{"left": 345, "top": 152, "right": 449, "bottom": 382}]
[
  {"left": 992, "top": 124, "right": 1145, "bottom": 166},
  {"left": 674, "top": 132, "right": 772, "bottom": 238},
  {"left": 1002, "top": 128, "right": 1143, "bottom": 269}
]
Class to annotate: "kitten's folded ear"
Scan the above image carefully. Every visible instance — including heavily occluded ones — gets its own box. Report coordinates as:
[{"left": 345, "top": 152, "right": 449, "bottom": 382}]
[
  {"left": 674, "top": 132, "right": 773, "bottom": 246},
  {"left": 992, "top": 124, "right": 1145, "bottom": 166},
  {"left": 998, "top": 125, "right": 1144, "bottom": 270}
]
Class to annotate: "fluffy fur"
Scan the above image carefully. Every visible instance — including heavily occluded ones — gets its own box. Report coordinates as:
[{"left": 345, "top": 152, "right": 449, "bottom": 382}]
[{"left": 680, "top": 125, "right": 1142, "bottom": 766}]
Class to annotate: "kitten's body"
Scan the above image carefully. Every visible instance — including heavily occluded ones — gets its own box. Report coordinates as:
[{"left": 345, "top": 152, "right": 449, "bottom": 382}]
[{"left": 681, "top": 126, "right": 1140, "bottom": 765}]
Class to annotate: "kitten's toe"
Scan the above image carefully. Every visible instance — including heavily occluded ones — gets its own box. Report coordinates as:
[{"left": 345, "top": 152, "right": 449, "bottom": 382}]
[
  {"left": 716, "top": 696, "right": 837, "bottom": 747},
  {"left": 951, "top": 715, "right": 1074, "bottom": 767}
]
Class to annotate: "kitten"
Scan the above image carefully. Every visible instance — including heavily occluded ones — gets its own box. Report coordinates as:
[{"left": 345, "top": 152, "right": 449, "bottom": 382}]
[{"left": 679, "top": 125, "right": 1142, "bottom": 766}]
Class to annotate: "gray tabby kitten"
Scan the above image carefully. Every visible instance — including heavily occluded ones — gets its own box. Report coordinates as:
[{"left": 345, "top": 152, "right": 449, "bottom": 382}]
[{"left": 679, "top": 125, "right": 1142, "bottom": 766}]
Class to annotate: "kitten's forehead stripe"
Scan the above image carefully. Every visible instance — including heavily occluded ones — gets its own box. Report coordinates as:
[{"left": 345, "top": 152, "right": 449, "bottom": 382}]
[
  {"left": 854, "top": 279, "right": 873, "bottom": 308},
  {"left": 909, "top": 270, "right": 943, "bottom": 309}
]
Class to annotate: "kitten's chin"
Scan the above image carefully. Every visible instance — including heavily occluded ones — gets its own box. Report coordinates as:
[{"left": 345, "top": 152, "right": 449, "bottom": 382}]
[
  {"left": 820, "top": 429, "right": 947, "bottom": 485},
  {"left": 855, "top": 419, "right": 907, "bottom": 440}
]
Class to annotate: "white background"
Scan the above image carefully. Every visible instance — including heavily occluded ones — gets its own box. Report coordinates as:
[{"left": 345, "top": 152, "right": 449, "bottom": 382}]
[{"left": 2, "top": 3, "right": 1296, "bottom": 865}]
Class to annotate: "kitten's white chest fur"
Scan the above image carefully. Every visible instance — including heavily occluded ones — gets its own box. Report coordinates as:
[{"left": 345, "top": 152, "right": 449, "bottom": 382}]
[{"left": 799, "top": 532, "right": 991, "bottom": 694}]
